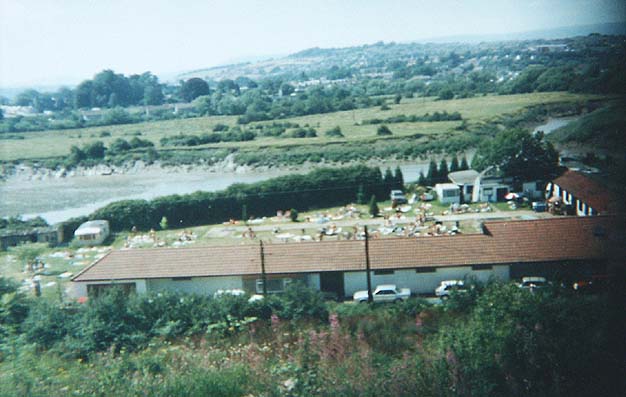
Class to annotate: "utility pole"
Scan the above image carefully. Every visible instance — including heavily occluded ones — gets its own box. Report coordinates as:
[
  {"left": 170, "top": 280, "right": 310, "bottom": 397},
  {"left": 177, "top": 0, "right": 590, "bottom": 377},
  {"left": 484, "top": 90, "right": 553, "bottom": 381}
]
[
  {"left": 364, "top": 225, "right": 373, "bottom": 303},
  {"left": 260, "top": 240, "right": 267, "bottom": 295}
]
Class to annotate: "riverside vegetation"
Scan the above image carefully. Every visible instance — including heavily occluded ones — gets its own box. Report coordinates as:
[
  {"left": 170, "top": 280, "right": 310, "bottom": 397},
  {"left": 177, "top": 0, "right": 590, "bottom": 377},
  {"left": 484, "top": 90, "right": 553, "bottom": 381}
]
[
  {"left": 0, "top": 92, "right": 605, "bottom": 169},
  {"left": 0, "top": 277, "right": 622, "bottom": 396}
]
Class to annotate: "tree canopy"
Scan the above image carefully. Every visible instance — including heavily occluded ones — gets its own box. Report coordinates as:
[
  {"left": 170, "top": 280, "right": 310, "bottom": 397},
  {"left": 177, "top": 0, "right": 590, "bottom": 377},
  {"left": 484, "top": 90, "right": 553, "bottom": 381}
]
[
  {"left": 179, "top": 78, "right": 210, "bottom": 102},
  {"left": 472, "top": 129, "right": 559, "bottom": 181}
]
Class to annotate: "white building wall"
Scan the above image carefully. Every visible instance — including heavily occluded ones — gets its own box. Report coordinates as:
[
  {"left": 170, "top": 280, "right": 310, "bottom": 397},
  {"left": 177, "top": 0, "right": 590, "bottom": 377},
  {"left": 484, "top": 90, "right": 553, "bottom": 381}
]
[
  {"left": 344, "top": 272, "right": 367, "bottom": 297},
  {"left": 343, "top": 265, "right": 510, "bottom": 296},
  {"left": 147, "top": 276, "right": 243, "bottom": 296}
]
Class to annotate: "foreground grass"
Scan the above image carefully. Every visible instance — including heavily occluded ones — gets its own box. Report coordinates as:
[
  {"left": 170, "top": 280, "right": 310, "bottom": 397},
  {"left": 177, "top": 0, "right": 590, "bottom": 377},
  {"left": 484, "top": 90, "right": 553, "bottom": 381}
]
[
  {"left": 0, "top": 92, "right": 600, "bottom": 162},
  {"left": 0, "top": 282, "right": 619, "bottom": 397}
]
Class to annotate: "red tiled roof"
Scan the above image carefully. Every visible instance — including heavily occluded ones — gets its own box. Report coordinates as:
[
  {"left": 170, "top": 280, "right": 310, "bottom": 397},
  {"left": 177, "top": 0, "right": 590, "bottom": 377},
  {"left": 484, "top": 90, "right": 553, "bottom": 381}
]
[
  {"left": 553, "top": 170, "right": 615, "bottom": 213},
  {"left": 72, "top": 216, "right": 618, "bottom": 282}
]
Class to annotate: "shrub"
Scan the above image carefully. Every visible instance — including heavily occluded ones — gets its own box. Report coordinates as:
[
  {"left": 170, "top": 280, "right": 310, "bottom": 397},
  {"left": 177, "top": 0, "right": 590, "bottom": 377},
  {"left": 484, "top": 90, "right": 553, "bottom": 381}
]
[
  {"left": 23, "top": 300, "right": 70, "bottom": 347},
  {"left": 376, "top": 125, "right": 392, "bottom": 136},
  {"left": 324, "top": 126, "right": 344, "bottom": 137},
  {"left": 270, "top": 282, "right": 328, "bottom": 321},
  {"left": 212, "top": 123, "right": 229, "bottom": 132},
  {"left": 368, "top": 195, "right": 379, "bottom": 217}
]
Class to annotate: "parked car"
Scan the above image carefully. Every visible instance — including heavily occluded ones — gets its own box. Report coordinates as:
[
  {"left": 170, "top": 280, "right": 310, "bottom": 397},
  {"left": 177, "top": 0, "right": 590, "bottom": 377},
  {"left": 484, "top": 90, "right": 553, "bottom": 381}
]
[
  {"left": 518, "top": 276, "right": 548, "bottom": 290},
  {"left": 390, "top": 190, "right": 408, "bottom": 204},
  {"left": 353, "top": 284, "right": 411, "bottom": 303},
  {"left": 214, "top": 289, "right": 263, "bottom": 303},
  {"left": 435, "top": 280, "right": 466, "bottom": 298},
  {"left": 420, "top": 191, "right": 434, "bottom": 201},
  {"left": 213, "top": 289, "right": 245, "bottom": 297}
]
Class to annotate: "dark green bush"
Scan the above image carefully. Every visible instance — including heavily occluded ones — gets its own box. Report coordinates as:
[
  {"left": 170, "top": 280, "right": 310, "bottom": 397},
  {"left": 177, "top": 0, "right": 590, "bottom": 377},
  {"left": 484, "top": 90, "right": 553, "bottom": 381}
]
[{"left": 269, "top": 282, "right": 328, "bottom": 321}]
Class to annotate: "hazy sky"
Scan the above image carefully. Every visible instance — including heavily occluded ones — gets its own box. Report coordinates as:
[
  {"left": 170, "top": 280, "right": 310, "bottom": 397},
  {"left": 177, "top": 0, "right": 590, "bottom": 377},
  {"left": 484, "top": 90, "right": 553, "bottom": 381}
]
[{"left": 1, "top": 0, "right": 625, "bottom": 87}]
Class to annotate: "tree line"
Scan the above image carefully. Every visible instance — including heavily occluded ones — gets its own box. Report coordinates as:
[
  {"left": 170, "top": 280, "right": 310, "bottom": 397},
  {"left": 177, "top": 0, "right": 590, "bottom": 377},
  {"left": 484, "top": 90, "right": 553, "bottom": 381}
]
[
  {"left": 417, "top": 155, "right": 470, "bottom": 186},
  {"left": 60, "top": 165, "right": 386, "bottom": 237}
]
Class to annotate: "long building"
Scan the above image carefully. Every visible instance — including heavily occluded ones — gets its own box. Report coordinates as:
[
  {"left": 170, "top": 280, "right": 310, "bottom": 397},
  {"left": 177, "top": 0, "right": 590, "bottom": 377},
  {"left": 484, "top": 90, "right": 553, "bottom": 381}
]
[{"left": 71, "top": 216, "right": 619, "bottom": 298}]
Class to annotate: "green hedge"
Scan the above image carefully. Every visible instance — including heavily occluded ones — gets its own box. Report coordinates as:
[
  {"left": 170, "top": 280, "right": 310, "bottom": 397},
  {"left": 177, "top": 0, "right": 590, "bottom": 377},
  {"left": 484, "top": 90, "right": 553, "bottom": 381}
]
[{"left": 61, "top": 165, "right": 384, "bottom": 233}]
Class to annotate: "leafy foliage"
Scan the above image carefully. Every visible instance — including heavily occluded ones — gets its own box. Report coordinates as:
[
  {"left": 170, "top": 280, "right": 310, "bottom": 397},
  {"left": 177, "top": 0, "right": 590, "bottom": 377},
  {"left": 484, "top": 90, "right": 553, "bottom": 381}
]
[
  {"left": 0, "top": 278, "right": 621, "bottom": 396},
  {"left": 472, "top": 129, "right": 560, "bottom": 181},
  {"left": 376, "top": 125, "right": 392, "bottom": 136},
  {"left": 85, "top": 165, "right": 384, "bottom": 231}
]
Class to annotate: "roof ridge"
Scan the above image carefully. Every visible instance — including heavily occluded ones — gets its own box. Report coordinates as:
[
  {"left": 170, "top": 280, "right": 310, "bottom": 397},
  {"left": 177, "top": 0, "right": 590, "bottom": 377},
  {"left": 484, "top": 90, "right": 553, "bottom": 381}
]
[
  {"left": 483, "top": 215, "right": 613, "bottom": 226},
  {"left": 70, "top": 250, "right": 113, "bottom": 281}
]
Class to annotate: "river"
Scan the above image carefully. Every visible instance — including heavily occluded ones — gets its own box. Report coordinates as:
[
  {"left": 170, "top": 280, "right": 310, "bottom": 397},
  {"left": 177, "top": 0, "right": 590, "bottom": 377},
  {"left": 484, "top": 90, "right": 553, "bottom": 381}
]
[
  {"left": 532, "top": 116, "right": 578, "bottom": 135},
  {"left": 1, "top": 156, "right": 466, "bottom": 224},
  {"left": 3, "top": 115, "right": 578, "bottom": 226}
]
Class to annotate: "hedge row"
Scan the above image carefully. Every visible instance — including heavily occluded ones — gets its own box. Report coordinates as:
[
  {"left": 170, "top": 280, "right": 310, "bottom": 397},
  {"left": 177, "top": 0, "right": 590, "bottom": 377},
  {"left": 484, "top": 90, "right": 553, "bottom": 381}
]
[{"left": 61, "top": 165, "right": 385, "bottom": 235}]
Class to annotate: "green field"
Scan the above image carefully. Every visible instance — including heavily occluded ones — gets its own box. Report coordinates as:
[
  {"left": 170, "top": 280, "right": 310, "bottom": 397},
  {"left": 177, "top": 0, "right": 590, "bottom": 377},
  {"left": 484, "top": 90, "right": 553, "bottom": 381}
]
[{"left": 0, "top": 92, "right": 601, "bottom": 162}]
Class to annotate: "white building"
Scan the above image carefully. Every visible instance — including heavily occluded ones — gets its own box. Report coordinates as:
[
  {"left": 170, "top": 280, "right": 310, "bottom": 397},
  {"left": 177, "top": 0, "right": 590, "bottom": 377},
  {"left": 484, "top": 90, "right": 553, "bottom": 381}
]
[
  {"left": 545, "top": 170, "right": 616, "bottom": 216},
  {"left": 471, "top": 167, "right": 511, "bottom": 203},
  {"left": 71, "top": 217, "right": 615, "bottom": 299},
  {"left": 435, "top": 183, "right": 461, "bottom": 204},
  {"left": 447, "top": 170, "right": 479, "bottom": 203},
  {"left": 74, "top": 220, "right": 110, "bottom": 246}
]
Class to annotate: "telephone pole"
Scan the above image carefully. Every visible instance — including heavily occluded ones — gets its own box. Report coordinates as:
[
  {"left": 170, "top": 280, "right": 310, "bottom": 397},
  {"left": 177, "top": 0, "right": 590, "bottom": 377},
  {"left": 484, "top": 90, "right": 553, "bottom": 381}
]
[
  {"left": 260, "top": 240, "right": 267, "bottom": 295},
  {"left": 364, "top": 225, "right": 373, "bottom": 303}
]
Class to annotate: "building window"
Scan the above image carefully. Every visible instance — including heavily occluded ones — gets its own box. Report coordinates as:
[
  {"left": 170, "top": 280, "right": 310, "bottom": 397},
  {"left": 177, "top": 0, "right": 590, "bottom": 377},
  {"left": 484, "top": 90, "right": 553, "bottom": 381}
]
[
  {"left": 415, "top": 267, "right": 436, "bottom": 273},
  {"left": 374, "top": 270, "right": 394, "bottom": 275},
  {"left": 443, "top": 190, "right": 458, "bottom": 198},
  {"left": 172, "top": 277, "right": 192, "bottom": 281},
  {"left": 256, "top": 278, "right": 291, "bottom": 294},
  {"left": 87, "top": 282, "right": 136, "bottom": 297},
  {"left": 471, "top": 264, "right": 493, "bottom": 271}
]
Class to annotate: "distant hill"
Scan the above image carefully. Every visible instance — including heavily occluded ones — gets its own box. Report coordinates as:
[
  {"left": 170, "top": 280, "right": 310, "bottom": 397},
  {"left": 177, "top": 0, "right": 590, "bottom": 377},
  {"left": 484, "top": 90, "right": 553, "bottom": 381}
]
[
  {"left": 174, "top": 22, "right": 625, "bottom": 82},
  {"left": 424, "top": 22, "right": 626, "bottom": 43}
]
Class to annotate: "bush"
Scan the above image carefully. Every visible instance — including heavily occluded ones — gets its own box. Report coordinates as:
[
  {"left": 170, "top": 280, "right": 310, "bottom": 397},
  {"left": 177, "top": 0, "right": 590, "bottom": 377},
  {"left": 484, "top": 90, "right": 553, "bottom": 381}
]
[
  {"left": 324, "top": 126, "right": 344, "bottom": 137},
  {"left": 376, "top": 125, "right": 392, "bottom": 136},
  {"left": 212, "top": 123, "right": 229, "bottom": 132},
  {"left": 270, "top": 282, "right": 328, "bottom": 321},
  {"left": 438, "top": 283, "right": 616, "bottom": 396},
  {"left": 23, "top": 300, "right": 70, "bottom": 347}
]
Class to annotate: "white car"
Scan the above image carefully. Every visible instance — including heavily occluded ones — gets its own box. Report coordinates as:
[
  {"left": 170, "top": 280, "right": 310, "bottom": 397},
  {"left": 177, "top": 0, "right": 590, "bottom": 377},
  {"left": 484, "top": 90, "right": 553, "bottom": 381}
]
[
  {"left": 214, "top": 289, "right": 264, "bottom": 303},
  {"left": 353, "top": 284, "right": 411, "bottom": 303},
  {"left": 518, "top": 277, "right": 548, "bottom": 289},
  {"left": 213, "top": 288, "right": 246, "bottom": 298},
  {"left": 390, "top": 190, "right": 408, "bottom": 204},
  {"left": 435, "top": 280, "right": 466, "bottom": 298}
]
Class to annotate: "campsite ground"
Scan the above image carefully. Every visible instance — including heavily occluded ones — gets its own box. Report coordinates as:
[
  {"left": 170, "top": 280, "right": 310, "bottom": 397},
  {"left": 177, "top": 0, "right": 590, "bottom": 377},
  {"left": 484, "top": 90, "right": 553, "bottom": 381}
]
[{"left": 0, "top": 199, "right": 552, "bottom": 301}]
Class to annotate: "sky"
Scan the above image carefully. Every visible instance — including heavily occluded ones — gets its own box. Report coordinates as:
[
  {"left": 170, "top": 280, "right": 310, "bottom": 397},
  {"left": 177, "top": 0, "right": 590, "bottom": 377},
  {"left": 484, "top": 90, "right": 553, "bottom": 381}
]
[{"left": 1, "top": 0, "right": 625, "bottom": 88}]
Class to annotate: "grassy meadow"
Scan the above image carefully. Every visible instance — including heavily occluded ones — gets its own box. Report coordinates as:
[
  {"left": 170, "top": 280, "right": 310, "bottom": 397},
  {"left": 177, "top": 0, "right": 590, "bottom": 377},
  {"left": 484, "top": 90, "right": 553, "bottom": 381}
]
[{"left": 0, "top": 92, "right": 601, "bottom": 162}]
